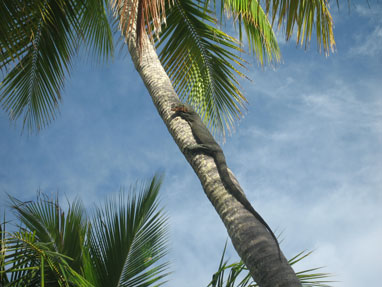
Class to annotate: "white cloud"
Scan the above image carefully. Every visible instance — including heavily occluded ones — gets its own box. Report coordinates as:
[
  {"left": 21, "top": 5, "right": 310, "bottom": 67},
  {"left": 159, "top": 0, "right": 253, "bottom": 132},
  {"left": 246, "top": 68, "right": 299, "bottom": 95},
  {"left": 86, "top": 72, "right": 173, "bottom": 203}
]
[
  {"left": 347, "top": 4, "right": 382, "bottom": 57},
  {"left": 292, "top": 184, "right": 382, "bottom": 287},
  {"left": 349, "top": 25, "right": 382, "bottom": 57},
  {"left": 354, "top": 4, "right": 382, "bottom": 17}
]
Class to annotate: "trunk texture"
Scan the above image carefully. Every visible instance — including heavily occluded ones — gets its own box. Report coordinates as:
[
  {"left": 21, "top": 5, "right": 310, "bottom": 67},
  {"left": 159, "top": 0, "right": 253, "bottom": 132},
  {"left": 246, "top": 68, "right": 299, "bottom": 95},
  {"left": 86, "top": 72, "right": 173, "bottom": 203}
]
[{"left": 126, "top": 30, "right": 301, "bottom": 287}]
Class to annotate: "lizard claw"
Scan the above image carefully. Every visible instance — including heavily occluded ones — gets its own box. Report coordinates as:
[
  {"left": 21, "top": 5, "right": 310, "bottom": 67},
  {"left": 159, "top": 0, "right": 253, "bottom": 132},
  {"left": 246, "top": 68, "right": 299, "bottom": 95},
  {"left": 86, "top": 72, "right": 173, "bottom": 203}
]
[{"left": 183, "top": 146, "right": 193, "bottom": 154}]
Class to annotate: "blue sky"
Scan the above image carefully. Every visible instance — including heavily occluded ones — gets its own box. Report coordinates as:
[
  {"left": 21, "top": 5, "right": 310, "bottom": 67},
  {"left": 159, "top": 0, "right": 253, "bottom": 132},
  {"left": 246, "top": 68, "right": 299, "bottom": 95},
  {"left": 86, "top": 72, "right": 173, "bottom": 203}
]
[{"left": 1, "top": 3, "right": 381, "bottom": 287}]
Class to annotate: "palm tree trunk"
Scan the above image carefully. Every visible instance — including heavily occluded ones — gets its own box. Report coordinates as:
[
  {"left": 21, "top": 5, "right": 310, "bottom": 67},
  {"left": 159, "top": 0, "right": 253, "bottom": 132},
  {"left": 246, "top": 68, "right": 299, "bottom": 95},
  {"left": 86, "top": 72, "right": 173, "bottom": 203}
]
[{"left": 126, "top": 30, "right": 302, "bottom": 287}]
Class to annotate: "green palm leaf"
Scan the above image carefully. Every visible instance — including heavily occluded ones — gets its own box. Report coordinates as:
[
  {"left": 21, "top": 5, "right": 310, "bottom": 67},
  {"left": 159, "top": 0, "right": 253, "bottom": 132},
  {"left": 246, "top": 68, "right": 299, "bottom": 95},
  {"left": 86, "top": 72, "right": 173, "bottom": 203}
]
[
  {"left": 3, "top": 175, "right": 169, "bottom": 286},
  {"left": 86, "top": 175, "right": 170, "bottom": 287},
  {"left": 0, "top": 0, "right": 113, "bottom": 133},
  {"left": 265, "top": 0, "right": 335, "bottom": 54},
  {"left": 158, "top": 0, "right": 248, "bottom": 137},
  {"left": 8, "top": 194, "right": 88, "bottom": 274},
  {"left": 207, "top": 244, "right": 334, "bottom": 287},
  {"left": 80, "top": 0, "right": 115, "bottom": 62},
  {"left": 219, "top": 0, "right": 281, "bottom": 64},
  {"left": 1, "top": 228, "right": 92, "bottom": 287}
]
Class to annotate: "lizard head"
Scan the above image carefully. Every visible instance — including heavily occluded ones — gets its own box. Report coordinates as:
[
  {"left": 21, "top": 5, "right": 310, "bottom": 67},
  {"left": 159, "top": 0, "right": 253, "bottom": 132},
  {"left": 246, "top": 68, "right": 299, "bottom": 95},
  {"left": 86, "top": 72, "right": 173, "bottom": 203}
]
[
  {"left": 171, "top": 103, "right": 197, "bottom": 122},
  {"left": 171, "top": 105, "right": 189, "bottom": 113}
]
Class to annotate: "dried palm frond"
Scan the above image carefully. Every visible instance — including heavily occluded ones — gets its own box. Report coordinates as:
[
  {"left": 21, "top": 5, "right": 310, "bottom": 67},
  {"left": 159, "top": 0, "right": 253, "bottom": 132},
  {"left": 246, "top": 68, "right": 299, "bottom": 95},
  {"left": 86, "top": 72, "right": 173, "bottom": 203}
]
[{"left": 112, "top": 0, "right": 170, "bottom": 54}]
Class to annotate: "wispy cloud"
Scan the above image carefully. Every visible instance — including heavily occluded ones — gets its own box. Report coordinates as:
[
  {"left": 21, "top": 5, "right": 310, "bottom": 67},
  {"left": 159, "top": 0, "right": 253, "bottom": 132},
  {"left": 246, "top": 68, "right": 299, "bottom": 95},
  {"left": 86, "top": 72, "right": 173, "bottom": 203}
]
[
  {"left": 348, "top": 4, "right": 382, "bottom": 57},
  {"left": 349, "top": 25, "right": 382, "bottom": 57}
]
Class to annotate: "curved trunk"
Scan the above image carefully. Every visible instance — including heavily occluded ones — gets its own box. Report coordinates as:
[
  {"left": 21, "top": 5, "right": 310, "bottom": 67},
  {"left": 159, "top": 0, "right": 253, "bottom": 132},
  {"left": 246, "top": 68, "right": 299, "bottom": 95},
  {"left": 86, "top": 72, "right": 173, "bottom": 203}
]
[{"left": 126, "top": 31, "right": 301, "bottom": 287}]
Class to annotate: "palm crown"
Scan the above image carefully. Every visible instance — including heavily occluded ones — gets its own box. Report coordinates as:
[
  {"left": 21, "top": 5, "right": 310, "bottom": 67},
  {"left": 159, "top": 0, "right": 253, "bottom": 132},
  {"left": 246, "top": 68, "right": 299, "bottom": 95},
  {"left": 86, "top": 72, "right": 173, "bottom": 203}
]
[{"left": 1, "top": 0, "right": 335, "bottom": 136}]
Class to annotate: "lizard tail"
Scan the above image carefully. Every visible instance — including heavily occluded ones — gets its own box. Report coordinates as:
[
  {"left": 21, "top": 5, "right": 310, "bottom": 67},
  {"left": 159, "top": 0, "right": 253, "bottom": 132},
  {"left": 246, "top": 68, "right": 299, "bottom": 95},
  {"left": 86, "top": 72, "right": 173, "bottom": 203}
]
[{"left": 214, "top": 152, "right": 282, "bottom": 260}]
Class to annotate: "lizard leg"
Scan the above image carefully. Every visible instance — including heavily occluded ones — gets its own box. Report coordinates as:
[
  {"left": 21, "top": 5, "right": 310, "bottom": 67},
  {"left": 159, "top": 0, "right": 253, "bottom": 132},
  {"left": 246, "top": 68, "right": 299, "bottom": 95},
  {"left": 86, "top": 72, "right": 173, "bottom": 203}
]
[{"left": 185, "top": 144, "right": 218, "bottom": 156}]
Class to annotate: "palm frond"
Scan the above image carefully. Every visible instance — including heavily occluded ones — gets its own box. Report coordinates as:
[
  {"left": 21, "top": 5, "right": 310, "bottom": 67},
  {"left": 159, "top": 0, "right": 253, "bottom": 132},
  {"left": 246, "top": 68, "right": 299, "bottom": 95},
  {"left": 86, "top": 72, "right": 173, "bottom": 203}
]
[
  {"left": 208, "top": 242, "right": 253, "bottom": 287},
  {"left": 8, "top": 194, "right": 88, "bottom": 273},
  {"left": 264, "top": 0, "right": 335, "bottom": 54},
  {"left": 0, "top": 0, "right": 113, "bottom": 133},
  {"left": 158, "top": 0, "right": 248, "bottom": 138},
  {"left": 220, "top": 0, "right": 281, "bottom": 65},
  {"left": 87, "top": 175, "right": 170, "bottom": 287},
  {"left": 0, "top": 228, "right": 92, "bottom": 287},
  {"left": 4, "top": 175, "right": 169, "bottom": 286},
  {"left": 80, "top": 0, "right": 114, "bottom": 62},
  {"left": 207, "top": 246, "right": 334, "bottom": 287},
  {"left": 111, "top": 0, "right": 168, "bottom": 55}
]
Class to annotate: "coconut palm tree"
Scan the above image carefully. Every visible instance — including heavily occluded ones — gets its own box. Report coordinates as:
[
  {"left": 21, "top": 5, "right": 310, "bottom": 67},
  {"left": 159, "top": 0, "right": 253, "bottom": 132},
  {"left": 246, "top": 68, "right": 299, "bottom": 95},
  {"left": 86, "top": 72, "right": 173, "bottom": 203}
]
[
  {"left": 0, "top": 175, "right": 169, "bottom": 286},
  {"left": 1, "top": 1, "right": 337, "bottom": 285}
]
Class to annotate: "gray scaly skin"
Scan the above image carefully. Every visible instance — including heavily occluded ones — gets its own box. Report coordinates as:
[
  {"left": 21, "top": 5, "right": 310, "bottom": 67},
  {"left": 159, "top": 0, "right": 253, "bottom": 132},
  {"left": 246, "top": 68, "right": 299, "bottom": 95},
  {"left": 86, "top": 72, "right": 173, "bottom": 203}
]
[{"left": 171, "top": 103, "right": 281, "bottom": 259}]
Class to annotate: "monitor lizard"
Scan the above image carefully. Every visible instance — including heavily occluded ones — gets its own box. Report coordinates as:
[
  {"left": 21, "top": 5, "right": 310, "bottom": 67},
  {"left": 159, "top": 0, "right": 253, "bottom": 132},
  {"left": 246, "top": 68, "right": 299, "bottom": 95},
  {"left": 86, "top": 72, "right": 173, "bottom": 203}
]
[{"left": 171, "top": 103, "right": 281, "bottom": 259}]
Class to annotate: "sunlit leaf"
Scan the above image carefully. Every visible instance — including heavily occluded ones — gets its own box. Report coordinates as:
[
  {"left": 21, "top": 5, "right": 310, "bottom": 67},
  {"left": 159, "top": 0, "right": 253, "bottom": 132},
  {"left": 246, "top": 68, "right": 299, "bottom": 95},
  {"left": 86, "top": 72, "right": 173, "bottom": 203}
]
[{"left": 158, "top": 0, "right": 248, "bottom": 138}]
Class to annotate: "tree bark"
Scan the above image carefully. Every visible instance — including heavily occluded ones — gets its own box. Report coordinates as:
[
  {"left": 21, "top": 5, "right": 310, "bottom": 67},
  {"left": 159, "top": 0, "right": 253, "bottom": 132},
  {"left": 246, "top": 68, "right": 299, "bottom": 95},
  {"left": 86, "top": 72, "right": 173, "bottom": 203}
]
[{"left": 126, "top": 29, "right": 302, "bottom": 287}]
